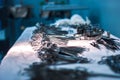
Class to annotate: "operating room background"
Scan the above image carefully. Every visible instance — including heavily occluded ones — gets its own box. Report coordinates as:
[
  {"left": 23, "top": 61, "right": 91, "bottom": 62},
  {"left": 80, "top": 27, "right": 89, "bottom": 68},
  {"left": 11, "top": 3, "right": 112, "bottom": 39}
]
[{"left": 7, "top": 0, "right": 120, "bottom": 39}]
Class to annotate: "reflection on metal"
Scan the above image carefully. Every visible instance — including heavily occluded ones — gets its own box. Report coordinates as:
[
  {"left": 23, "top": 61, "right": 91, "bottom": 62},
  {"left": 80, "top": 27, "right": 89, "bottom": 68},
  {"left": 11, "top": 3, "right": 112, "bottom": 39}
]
[
  {"left": 31, "top": 24, "right": 89, "bottom": 64},
  {"left": 35, "top": 23, "right": 104, "bottom": 40},
  {"left": 76, "top": 24, "right": 104, "bottom": 40},
  {"left": 33, "top": 22, "right": 120, "bottom": 52},
  {"left": 9, "top": 5, "right": 28, "bottom": 18},
  {"left": 99, "top": 54, "right": 120, "bottom": 73},
  {"left": 41, "top": 5, "right": 89, "bottom": 11}
]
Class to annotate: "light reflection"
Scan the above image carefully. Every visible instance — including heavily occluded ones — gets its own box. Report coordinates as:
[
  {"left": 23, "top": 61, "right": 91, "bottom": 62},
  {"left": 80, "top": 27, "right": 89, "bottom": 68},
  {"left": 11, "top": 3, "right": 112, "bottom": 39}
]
[
  {"left": 67, "top": 40, "right": 94, "bottom": 47},
  {"left": 7, "top": 42, "right": 35, "bottom": 56}
]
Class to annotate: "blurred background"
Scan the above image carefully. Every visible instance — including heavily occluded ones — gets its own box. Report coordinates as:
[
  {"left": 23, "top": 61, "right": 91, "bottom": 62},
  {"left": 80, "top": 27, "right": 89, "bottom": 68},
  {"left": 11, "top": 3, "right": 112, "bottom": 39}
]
[{"left": 0, "top": 0, "right": 120, "bottom": 61}]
